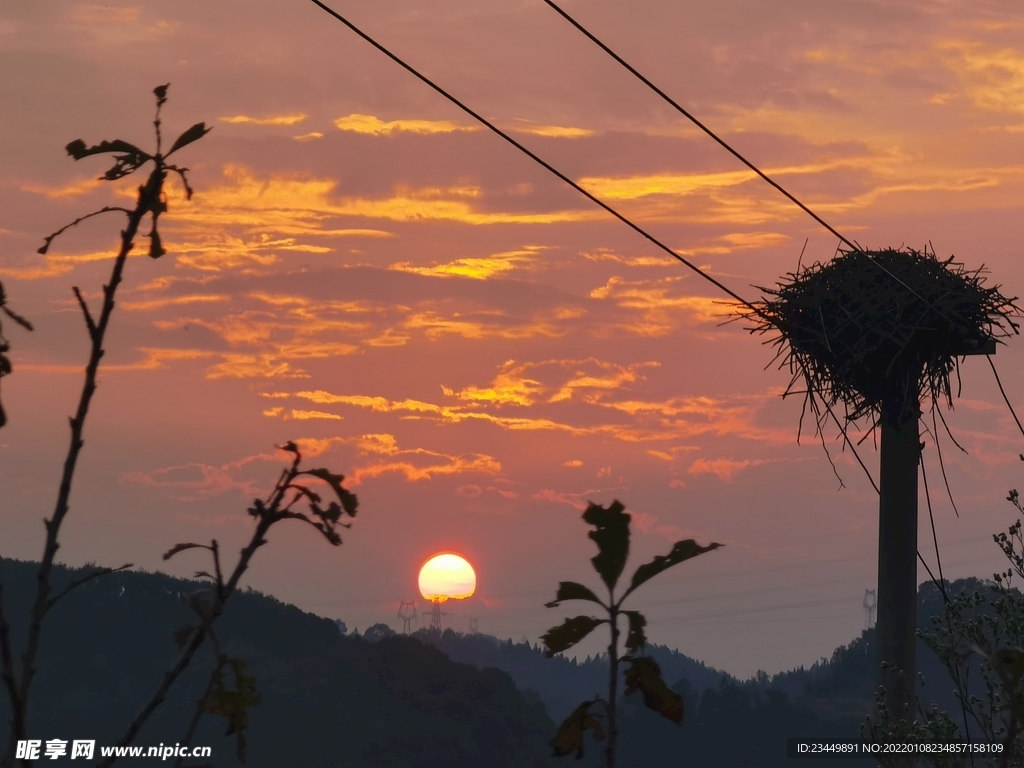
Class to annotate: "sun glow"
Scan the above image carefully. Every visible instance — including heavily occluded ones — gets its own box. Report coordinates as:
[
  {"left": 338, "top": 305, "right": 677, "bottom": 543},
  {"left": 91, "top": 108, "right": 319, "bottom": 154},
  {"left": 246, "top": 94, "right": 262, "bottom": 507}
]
[{"left": 418, "top": 554, "right": 477, "bottom": 603}]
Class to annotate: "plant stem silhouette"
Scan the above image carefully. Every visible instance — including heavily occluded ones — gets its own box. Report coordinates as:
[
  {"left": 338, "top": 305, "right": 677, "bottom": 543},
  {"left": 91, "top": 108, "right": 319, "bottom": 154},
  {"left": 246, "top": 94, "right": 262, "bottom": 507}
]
[
  {"left": 541, "top": 499, "right": 720, "bottom": 767},
  {"left": 1, "top": 83, "right": 211, "bottom": 768},
  {"left": 1, "top": 85, "right": 360, "bottom": 768},
  {"left": 98, "top": 441, "right": 355, "bottom": 767}
]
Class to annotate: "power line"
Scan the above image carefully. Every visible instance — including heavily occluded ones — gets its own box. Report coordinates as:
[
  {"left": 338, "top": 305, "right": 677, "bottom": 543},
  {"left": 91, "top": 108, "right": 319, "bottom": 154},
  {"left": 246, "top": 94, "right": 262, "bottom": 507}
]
[
  {"left": 306, "top": 0, "right": 759, "bottom": 315},
  {"left": 541, "top": 0, "right": 852, "bottom": 252},
  {"left": 539, "top": 0, "right": 973, "bottom": 331}
]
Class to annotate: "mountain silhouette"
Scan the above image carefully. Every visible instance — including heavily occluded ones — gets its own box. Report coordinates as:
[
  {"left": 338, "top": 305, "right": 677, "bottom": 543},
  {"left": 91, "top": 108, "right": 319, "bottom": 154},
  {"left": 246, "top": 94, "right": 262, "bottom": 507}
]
[{"left": 0, "top": 559, "right": 999, "bottom": 766}]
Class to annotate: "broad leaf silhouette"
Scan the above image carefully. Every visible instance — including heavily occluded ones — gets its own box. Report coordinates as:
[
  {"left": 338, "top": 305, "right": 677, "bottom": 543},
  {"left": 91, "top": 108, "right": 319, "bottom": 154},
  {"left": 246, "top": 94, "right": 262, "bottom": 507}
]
[
  {"left": 623, "top": 539, "right": 722, "bottom": 600},
  {"left": 167, "top": 122, "right": 211, "bottom": 156},
  {"left": 623, "top": 656, "right": 683, "bottom": 724},
  {"left": 622, "top": 610, "right": 647, "bottom": 655},
  {"left": 542, "top": 615, "right": 607, "bottom": 656},
  {"left": 545, "top": 581, "right": 606, "bottom": 609},
  {"left": 582, "top": 500, "right": 630, "bottom": 592},
  {"left": 65, "top": 138, "right": 152, "bottom": 180},
  {"left": 550, "top": 699, "right": 605, "bottom": 759}
]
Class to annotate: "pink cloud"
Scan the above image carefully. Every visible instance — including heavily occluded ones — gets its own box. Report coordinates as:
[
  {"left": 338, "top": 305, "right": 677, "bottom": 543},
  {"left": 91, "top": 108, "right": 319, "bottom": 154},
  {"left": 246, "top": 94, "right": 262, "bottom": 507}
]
[{"left": 688, "top": 457, "right": 768, "bottom": 481}]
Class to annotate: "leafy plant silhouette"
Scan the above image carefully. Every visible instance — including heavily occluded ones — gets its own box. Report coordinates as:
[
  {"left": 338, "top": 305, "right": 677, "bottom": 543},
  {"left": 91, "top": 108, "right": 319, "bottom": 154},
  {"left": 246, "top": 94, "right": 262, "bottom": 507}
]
[
  {"left": 541, "top": 500, "right": 720, "bottom": 767},
  {"left": 0, "top": 85, "right": 359, "bottom": 768}
]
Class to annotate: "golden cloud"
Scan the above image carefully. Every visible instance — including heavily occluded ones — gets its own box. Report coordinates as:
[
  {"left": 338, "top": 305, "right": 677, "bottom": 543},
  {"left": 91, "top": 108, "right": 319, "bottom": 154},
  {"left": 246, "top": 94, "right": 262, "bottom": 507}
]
[
  {"left": 165, "top": 165, "right": 599, "bottom": 231},
  {"left": 97, "top": 347, "right": 217, "bottom": 372},
  {"left": 580, "top": 248, "right": 672, "bottom": 267},
  {"left": 440, "top": 358, "right": 655, "bottom": 409},
  {"left": 219, "top": 113, "right": 308, "bottom": 126},
  {"left": 293, "top": 132, "right": 324, "bottom": 141},
  {"left": 938, "top": 40, "right": 1024, "bottom": 115},
  {"left": 283, "top": 382, "right": 740, "bottom": 446},
  {"left": 120, "top": 294, "right": 230, "bottom": 311},
  {"left": 578, "top": 158, "right": 877, "bottom": 202},
  {"left": 589, "top": 276, "right": 728, "bottom": 334},
  {"left": 333, "top": 114, "right": 479, "bottom": 136},
  {"left": 21, "top": 177, "right": 103, "bottom": 199},
  {"left": 401, "top": 311, "right": 563, "bottom": 341},
  {"left": 508, "top": 121, "right": 596, "bottom": 138},
  {"left": 548, "top": 360, "right": 659, "bottom": 403},
  {"left": 288, "top": 409, "right": 343, "bottom": 420},
  {"left": 389, "top": 246, "right": 549, "bottom": 280},
  {"left": 204, "top": 354, "right": 309, "bottom": 380},
  {"left": 0, "top": 263, "right": 74, "bottom": 280},
  {"left": 442, "top": 361, "right": 546, "bottom": 407},
  {"left": 352, "top": 453, "right": 501, "bottom": 484}
]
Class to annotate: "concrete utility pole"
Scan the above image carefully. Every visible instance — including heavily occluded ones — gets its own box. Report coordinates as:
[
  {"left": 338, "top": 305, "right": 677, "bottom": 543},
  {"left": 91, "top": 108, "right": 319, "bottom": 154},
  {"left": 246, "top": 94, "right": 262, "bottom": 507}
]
[{"left": 875, "top": 385, "right": 921, "bottom": 724}]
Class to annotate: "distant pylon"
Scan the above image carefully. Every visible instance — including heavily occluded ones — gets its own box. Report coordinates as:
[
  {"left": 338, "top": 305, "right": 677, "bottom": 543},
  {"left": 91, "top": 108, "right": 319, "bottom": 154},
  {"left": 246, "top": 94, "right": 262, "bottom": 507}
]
[
  {"left": 469, "top": 618, "right": 479, "bottom": 634},
  {"left": 398, "top": 601, "right": 417, "bottom": 634},
  {"left": 863, "top": 589, "right": 877, "bottom": 630},
  {"left": 428, "top": 598, "right": 443, "bottom": 631}
]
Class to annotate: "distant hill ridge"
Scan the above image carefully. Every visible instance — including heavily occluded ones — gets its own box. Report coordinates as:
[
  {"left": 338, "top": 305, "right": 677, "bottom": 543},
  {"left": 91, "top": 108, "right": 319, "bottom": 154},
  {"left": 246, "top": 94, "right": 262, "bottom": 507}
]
[
  {"left": 0, "top": 558, "right": 999, "bottom": 767},
  {"left": 0, "top": 558, "right": 557, "bottom": 768}
]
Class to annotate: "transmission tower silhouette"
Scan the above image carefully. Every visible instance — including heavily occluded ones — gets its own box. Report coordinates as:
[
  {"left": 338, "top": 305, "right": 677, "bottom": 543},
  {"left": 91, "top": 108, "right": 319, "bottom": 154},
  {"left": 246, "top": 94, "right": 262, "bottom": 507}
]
[
  {"left": 427, "top": 599, "right": 446, "bottom": 631},
  {"left": 863, "top": 589, "right": 877, "bottom": 630},
  {"left": 397, "top": 601, "right": 417, "bottom": 634}
]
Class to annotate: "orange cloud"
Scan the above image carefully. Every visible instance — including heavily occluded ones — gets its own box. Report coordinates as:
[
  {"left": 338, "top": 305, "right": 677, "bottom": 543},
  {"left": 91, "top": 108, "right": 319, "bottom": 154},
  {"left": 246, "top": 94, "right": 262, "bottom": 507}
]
[
  {"left": 122, "top": 451, "right": 279, "bottom": 502},
  {"left": 21, "top": 177, "right": 103, "bottom": 198},
  {"left": 688, "top": 457, "right": 768, "bottom": 481},
  {"left": 204, "top": 354, "right": 309, "bottom": 380},
  {"left": 219, "top": 113, "right": 308, "bottom": 126},
  {"left": 531, "top": 487, "right": 622, "bottom": 510},
  {"left": 938, "top": 40, "right": 1024, "bottom": 115},
  {"left": 287, "top": 387, "right": 676, "bottom": 443},
  {"left": 0, "top": 263, "right": 74, "bottom": 280},
  {"left": 589, "top": 276, "right": 728, "bottom": 334},
  {"left": 293, "top": 132, "right": 324, "bottom": 141},
  {"left": 120, "top": 294, "right": 230, "bottom": 311},
  {"left": 287, "top": 409, "right": 343, "bottom": 420},
  {"left": 66, "top": 5, "right": 140, "bottom": 24},
  {"left": 441, "top": 359, "right": 655, "bottom": 408},
  {"left": 508, "top": 120, "right": 595, "bottom": 138},
  {"left": 401, "top": 311, "right": 563, "bottom": 341},
  {"left": 264, "top": 365, "right": 789, "bottom": 449},
  {"left": 165, "top": 165, "right": 600, "bottom": 233},
  {"left": 581, "top": 248, "right": 672, "bottom": 267},
  {"left": 333, "top": 114, "right": 479, "bottom": 136},
  {"left": 339, "top": 433, "right": 502, "bottom": 485},
  {"left": 442, "top": 360, "right": 546, "bottom": 407},
  {"left": 389, "top": 246, "right": 549, "bottom": 279},
  {"left": 548, "top": 360, "right": 658, "bottom": 403}
]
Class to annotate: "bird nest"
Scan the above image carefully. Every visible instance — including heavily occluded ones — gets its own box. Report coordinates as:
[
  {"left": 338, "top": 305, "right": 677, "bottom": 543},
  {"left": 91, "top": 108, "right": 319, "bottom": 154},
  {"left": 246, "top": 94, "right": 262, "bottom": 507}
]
[{"left": 742, "top": 246, "right": 1020, "bottom": 425}]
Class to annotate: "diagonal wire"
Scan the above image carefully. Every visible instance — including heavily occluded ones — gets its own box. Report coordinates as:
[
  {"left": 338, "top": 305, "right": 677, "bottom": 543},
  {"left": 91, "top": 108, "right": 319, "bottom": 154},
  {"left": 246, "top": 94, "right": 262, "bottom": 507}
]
[
  {"left": 541, "top": 0, "right": 849, "bottom": 250},
  {"left": 988, "top": 356, "right": 1024, "bottom": 440},
  {"left": 307, "top": 0, "right": 760, "bottom": 317},
  {"left": 920, "top": 453, "right": 949, "bottom": 604},
  {"left": 931, "top": 406, "right": 960, "bottom": 518},
  {"left": 539, "top": 0, "right": 973, "bottom": 331}
]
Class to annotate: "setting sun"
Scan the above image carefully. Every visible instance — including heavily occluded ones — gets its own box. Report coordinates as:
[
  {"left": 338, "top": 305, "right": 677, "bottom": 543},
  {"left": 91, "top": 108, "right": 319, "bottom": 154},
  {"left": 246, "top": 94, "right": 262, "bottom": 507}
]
[{"left": 418, "top": 554, "right": 477, "bottom": 603}]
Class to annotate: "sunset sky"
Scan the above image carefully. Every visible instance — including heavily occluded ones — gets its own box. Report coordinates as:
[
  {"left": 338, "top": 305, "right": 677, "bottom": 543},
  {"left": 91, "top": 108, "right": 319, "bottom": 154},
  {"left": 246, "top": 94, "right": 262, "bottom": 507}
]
[{"left": 2, "top": 0, "right": 1024, "bottom": 678}]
